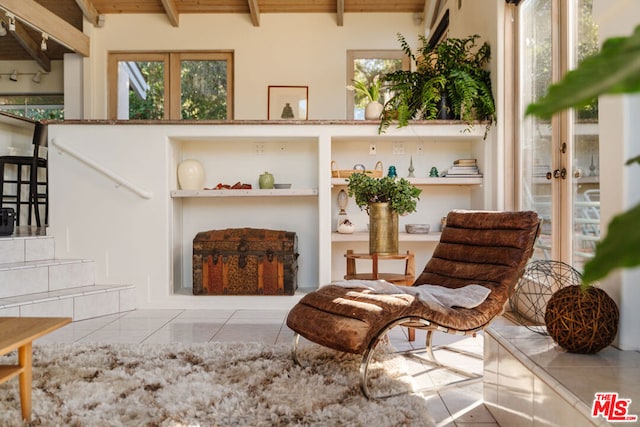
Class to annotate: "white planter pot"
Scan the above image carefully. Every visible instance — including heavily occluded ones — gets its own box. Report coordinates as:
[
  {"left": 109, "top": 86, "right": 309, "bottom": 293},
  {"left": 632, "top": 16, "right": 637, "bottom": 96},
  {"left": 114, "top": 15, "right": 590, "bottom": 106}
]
[
  {"left": 364, "top": 101, "right": 384, "bottom": 120},
  {"left": 177, "top": 159, "right": 205, "bottom": 190}
]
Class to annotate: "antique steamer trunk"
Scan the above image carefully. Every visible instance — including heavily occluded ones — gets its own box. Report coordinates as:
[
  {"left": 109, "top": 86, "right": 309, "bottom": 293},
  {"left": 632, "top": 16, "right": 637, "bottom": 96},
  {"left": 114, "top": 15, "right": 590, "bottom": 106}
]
[{"left": 193, "top": 228, "right": 298, "bottom": 295}]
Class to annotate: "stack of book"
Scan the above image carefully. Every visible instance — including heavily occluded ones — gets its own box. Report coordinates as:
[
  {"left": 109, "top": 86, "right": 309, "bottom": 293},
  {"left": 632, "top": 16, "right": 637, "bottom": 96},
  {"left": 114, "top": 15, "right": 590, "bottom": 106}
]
[{"left": 444, "top": 159, "right": 482, "bottom": 177}]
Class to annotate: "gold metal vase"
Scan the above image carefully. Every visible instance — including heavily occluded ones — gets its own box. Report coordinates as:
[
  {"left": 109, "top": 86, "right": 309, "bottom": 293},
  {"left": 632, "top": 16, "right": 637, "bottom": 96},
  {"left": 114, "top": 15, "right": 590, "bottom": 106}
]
[{"left": 368, "top": 202, "right": 398, "bottom": 255}]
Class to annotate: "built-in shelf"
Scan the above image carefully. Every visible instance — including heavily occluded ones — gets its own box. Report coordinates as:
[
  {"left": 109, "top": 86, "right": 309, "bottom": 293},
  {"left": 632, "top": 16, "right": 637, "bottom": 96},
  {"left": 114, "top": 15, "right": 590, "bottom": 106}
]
[
  {"left": 332, "top": 231, "right": 442, "bottom": 242},
  {"left": 330, "top": 177, "right": 483, "bottom": 186},
  {"left": 171, "top": 189, "right": 318, "bottom": 197}
]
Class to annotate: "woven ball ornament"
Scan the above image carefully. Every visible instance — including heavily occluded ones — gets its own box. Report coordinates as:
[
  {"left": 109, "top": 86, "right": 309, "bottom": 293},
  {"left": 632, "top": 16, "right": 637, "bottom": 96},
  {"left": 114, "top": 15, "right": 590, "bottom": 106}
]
[
  {"left": 545, "top": 285, "right": 619, "bottom": 354},
  {"left": 510, "top": 260, "right": 581, "bottom": 334}
]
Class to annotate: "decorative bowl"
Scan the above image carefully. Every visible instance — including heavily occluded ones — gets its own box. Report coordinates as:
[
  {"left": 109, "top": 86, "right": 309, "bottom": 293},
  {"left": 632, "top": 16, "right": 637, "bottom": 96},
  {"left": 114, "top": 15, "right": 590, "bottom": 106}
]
[
  {"left": 405, "top": 224, "right": 430, "bottom": 234},
  {"left": 337, "top": 221, "right": 355, "bottom": 234},
  {"left": 273, "top": 183, "right": 292, "bottom": 189}
]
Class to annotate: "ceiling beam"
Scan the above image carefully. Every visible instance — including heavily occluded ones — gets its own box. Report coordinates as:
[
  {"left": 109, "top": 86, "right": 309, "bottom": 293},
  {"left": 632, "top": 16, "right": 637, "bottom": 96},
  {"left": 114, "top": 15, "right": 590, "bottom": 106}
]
[
  {"left": 247, "top": 0, "right": 260, "bottom": 27},
  {"left": 74, "top": 0, "right": 103, "bottom": 27},
  {"left": 0, "top": 0, "right": 90, "bottom": 57},
  {"left": 160, "top": 0, "right": 179, "bottom": 27},
  {"left": 0, "top": 16, "right": 51, "bottom": 71},
  {"left": 336, "top": 0, "right": 344, "bottom": 26}
]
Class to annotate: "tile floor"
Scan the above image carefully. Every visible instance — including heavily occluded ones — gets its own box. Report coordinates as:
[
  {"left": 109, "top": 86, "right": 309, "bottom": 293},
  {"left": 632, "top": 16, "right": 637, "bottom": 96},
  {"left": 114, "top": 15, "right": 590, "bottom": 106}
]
[{"left": 35, "top": 308, "right": 499, "bottom": 427}]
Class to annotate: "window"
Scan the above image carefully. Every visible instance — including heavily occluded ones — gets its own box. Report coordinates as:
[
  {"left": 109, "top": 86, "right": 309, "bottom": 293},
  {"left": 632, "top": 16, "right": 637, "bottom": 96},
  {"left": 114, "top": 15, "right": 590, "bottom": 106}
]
[
  {"left": 346, "top": 50, "right": 410, "bottom": 120},
  {"left": 0, "top": 94, "right": 64, "bottom": 120},
  {"left": 108, "top": 51, "right": 234, "bottom": 120},
  {"left": 515, "top": 0, "right": 599, "bottom": 270}
]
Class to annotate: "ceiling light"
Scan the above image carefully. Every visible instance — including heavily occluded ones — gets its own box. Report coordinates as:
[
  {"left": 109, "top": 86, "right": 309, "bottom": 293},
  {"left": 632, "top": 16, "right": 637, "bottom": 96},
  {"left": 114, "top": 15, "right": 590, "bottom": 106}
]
[
  {"left": 9, "top": 70, "right": 18, "bottom": 82},
  {"left": 41, "top": 33, "right": 48, "bottom": 51},
  {"left": 0, "top": 21, "right": 7, "bottom": 37},
  {"left": 6, "top": 12, "right": 15, "bottom": 31},
  {"left": 32, "top": 71, "right": 41, "bottom": 84}
]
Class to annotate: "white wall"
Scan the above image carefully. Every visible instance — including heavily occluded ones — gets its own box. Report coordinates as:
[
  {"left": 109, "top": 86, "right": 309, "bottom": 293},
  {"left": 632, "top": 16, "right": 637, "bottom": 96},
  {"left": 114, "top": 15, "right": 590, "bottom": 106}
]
[
  {"left": 0, "top": 60, "right": 64, "bottom": 95},
  {"left": 0, "top": 114, "right": 34, "bottom": 155},
  {"left": 593, "top": 0, "right": 640, "bottom": 350},
  {"left": 82, "top": 13, "right": 424, "bottom": 120},
  {"left": 1, "top": 6, "right": 500, "bottom": 311},
  {"left": 441, "top": 0, "right": 504, "bottom": 211}
]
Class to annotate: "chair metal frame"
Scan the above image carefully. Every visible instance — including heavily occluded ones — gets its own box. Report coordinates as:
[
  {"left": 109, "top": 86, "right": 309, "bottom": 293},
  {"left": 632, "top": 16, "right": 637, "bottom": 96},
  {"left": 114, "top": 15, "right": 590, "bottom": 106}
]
[
  {"left": 292, "top": 315, "right": 487, "bottom": 400},
  {"left": 288, "top": 211, "right": 540, "bottom": 400}
]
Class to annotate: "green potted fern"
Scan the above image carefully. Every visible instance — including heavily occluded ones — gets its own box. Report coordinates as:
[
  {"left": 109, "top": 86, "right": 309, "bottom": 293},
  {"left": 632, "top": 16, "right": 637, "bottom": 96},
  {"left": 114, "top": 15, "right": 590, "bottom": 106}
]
[{"left": 379, "top": 33, "right": 496, "bottom": 133}]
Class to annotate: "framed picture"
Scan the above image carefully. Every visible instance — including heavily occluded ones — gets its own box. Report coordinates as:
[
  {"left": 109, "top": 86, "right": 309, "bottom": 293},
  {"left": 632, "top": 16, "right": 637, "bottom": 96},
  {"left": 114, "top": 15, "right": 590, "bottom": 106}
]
[{"left": 268, "top": 86, "right": 308, "bottom": 120}]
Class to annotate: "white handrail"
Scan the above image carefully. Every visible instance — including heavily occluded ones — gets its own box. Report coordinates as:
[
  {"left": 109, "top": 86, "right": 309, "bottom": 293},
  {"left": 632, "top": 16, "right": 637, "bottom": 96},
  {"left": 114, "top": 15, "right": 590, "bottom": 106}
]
[{"left": 52, "top": 138, "right": 153, "bottom": 200}]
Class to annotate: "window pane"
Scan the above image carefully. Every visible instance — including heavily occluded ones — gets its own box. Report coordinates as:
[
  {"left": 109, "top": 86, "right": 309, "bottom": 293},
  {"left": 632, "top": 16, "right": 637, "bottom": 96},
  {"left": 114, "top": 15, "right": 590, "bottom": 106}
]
[
  {"left": 518, "top": 0, "right": 552, "bottom": 261},
  {"left": 0, "top": 94, "right": 64, "bottom": 120},
  {"left": 118, "top": 61, "right": 165, "bottom": 120},
  {"left": 180, "top": 60, "right": 228, "bottom": 120},
  {"left": 353, "top": 58, "right": 403, "bottom": 119},
  {"left": 572, "top": 0, "right": 599, "bottom": 270}
]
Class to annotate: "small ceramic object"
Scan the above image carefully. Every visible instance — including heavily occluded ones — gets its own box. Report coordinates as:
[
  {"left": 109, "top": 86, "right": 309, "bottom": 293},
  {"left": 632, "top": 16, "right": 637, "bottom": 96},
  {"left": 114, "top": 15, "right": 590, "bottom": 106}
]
[
  {"left": 274, "top": 183, "right": 291, "bottom": 189},
  {"left": 337, "top": 219, "right": 355, "bottom": 234},
  {"left": 364, "top": 101, "right": 384, "bottom": 120},
  {"left": 405, "top": 224, "right": 430, "bottom": 234},
  {"left": 353, "top": 163, "right": 366, "bottom": 171},
  {"left": 387, "top": 166, "right": 397, "bottom": 178},
  {"left": 429, "top": 167, "right": 439, "bottom": 177},
  {"left": 408, "top": 156, "right": 415, "bottom": 178},
  {"left": 177, "top": 159, "right": 205, "bottom": 190},
  {"left": 259, "top": 171, "right": 274, "bottom": 189}
]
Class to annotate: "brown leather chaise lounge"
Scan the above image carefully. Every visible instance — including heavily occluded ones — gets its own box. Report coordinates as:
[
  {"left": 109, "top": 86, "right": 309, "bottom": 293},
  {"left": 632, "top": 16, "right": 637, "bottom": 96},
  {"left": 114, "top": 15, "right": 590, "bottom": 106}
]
[{"left": 286, "top": 210, "right": 541, "bottom": 398}]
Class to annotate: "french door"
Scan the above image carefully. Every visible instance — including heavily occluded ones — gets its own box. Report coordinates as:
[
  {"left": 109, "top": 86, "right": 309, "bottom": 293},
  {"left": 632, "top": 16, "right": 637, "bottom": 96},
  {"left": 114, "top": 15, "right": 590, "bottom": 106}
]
[{"left": 516, "top": 0, "right": 600, "bottom": 271}]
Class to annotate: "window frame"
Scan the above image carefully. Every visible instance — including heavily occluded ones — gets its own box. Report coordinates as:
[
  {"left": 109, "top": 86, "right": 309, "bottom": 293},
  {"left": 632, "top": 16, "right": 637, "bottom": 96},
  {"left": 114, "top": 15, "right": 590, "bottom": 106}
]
[
  {"left": 108, "top": 51, "right": 234, "bottom": 120},
  {"left": 346, "top": 50, "right": 410, "bottom": 120}
]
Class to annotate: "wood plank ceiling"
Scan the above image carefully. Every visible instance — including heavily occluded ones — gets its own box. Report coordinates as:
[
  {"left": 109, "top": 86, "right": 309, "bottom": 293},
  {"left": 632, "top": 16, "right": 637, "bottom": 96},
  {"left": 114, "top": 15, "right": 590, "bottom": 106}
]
[{"left": 0, "top": 0, "right": 429, "bottom": 69}]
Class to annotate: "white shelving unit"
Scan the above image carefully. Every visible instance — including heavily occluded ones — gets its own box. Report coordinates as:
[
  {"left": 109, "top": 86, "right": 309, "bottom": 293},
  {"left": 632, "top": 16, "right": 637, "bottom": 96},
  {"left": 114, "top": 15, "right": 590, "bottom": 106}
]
[
  {"left": 332, "top": 232, "right": 442, "bottom": 242},
  {"left": 328, "top": 125, "right": 488, "bottom": 282},
  {"left": 166, "top": 123, "right": 490, "bottom": 297},
  {"left": 331, "top": 177, "right": 483, "bottom": 186},
  {"left": 171, "top": 189, "right": 318, "bottom": 197},
  {"left": 48, "top": 122, "right": 493, "bottom": 311}
]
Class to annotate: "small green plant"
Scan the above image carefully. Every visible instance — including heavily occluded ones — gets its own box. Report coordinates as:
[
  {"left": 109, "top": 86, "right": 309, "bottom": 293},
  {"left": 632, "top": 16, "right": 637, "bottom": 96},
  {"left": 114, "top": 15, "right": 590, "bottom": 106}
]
[
  {"left": 346, "top": 173, "right": 422, "bottom": 215},
  {"left": 347, "top": 76, "right": 382, "bottom": 103}
]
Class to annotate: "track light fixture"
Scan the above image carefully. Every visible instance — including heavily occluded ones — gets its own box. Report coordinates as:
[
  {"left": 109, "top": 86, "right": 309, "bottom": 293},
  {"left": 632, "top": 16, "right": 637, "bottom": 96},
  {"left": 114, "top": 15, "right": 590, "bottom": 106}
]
[
  {"left": 0, "top": 70, "right": 46, "bottom": 83},
  {"left": 6, "top": 12, "right": 15, "bottom": 31},
  {"left": 0, "top": 21, "right": 6, "bottom": 37},
  {"left": 41, "top": 33, "right": 48, "bottom": 51}
]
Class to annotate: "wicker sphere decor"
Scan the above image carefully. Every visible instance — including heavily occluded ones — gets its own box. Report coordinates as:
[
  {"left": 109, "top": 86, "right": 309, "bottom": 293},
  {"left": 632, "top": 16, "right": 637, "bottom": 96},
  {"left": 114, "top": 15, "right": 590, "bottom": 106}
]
[
  {"left": 510, "top": 260, "right": 581, "bottom": 334},
  {"left": 545, "top": 285, "right": 619, "bottom": 354}
]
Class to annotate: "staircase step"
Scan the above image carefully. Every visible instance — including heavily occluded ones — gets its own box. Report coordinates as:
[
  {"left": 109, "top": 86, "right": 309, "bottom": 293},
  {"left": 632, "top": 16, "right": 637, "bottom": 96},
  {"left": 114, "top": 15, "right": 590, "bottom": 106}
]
[
  {"left": 0, "top": 234, "right": 54, "bottom": 263},
  {"left": 0, "top": 259, "right": 95, "bottom": 298},
  {"left": 0, "top": 284, "right": 135, "bottom": 321},
  {"left": 1, "top": 232, "right": 136, "bottom": 321}
]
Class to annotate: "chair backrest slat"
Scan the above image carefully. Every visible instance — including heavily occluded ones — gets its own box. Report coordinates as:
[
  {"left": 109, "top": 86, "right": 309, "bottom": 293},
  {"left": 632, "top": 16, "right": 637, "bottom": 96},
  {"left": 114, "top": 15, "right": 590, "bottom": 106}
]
[{"left": 414, "top": 210, "right": 540, "bottom": 295}]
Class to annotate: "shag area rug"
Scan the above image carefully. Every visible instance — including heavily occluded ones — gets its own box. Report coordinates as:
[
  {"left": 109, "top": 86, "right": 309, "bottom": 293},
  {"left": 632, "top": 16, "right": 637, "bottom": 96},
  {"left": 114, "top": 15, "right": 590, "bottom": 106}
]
[{"left": 0, "top": 342, "right": 433, "bottom": 426}]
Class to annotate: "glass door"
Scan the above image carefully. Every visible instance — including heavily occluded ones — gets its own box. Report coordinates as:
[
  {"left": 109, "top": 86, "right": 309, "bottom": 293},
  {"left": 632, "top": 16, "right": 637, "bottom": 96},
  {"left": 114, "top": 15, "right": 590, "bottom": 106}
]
[
  {"left": 517, "top": 0, "right": 599, "bottom": 271},
  {"left": 518, "top": 0, "right": 555, "bottom": 261},
  {"left": 569, "top": 0, "right": 600, "bottom": 271}
]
